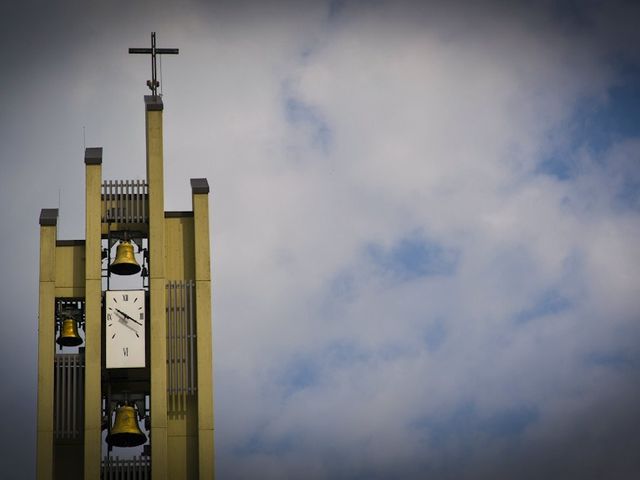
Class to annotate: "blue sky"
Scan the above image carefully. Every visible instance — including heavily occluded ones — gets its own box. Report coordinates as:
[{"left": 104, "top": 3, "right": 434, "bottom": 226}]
[{"left": 1, "top": 0, "right": 640, "bottom": 478}]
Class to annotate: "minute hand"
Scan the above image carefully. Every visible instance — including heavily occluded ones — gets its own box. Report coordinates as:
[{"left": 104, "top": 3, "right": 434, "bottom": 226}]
[{"left": 115, "top": 308, "right": 143, "bottom": 326}]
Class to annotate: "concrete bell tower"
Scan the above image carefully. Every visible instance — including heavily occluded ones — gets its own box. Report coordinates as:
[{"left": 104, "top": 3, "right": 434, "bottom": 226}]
[{"left": 36, "top": 32, "right": 215, "bottom": 479}]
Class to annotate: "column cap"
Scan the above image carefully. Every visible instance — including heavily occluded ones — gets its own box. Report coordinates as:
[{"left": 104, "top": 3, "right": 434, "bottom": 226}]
[
  {"left": 145, "top": 95, "right": 164, "bottom": 111},
  {"left": 39, "top": 208, "right": 59, "bottom": 226},
  {"left": 190, "top": 178, "right": 210, "bottom": 194},
  {"left": 84, "top": 147, "right": 103, "bottom": 165}
]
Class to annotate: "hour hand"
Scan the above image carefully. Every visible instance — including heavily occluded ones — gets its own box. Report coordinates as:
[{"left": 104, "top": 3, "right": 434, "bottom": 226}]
[{"left": 115, "top": 308, "right": 143, "bottom": 326}]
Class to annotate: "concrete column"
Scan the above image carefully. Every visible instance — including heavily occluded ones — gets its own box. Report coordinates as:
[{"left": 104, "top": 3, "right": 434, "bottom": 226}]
[
  {"left": 191, "top": 179, "right": 215, "bottom": 479},
  {"left": 146, "top": 95, "right": 168, "bottom": 477},
  {"left": 84, "top": 147, "right": 103, "bottom": 478},
  {"left": 37, "top": 209, "right": 58, "bottom": 480}
]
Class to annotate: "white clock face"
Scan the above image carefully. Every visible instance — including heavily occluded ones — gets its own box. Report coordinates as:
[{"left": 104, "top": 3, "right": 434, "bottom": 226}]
[{"left": 105, "top": 290, "right": 146, "bottom": 368}]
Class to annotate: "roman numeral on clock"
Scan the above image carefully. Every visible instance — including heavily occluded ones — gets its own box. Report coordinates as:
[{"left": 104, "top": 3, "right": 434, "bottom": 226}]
[{"left": 123, "top": 347, "right": 129, "bottom": 357}]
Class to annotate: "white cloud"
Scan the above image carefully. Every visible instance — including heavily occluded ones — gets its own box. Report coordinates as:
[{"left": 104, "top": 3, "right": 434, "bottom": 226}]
[{"left": 205, "top": 2, "right": 640, "bottom": 477}]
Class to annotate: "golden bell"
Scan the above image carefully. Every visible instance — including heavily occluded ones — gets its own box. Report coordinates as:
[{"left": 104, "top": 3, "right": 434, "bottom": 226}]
[
  {"left": 110, "top": 240, "right": 141, "bottom": 276},
  {"left": 57, "top": 318, "right": 82, "bottom": 347},
  {"left": 106, "top": 404, "right": 147, "bottom": 447}
]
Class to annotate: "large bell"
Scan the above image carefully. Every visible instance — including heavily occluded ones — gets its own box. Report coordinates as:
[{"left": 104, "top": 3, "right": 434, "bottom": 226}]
[
  {"left": 110, "top": 240, "right": 141, "bottom": 276},
  {"left": 106, "top": 404, "right": 147, "bottom": 447},
  {"left": 57, "top": 318, "right": 82, "bottom": 347}
]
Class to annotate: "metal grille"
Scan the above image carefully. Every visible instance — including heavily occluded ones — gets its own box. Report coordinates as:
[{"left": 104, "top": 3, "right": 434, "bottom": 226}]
[
  {"left": 102, "top": 180, "right": 148, "bottom": 224},
  {"left": 166, "top": 281, "right": 197, "bottom": 403},
  {"left": 102, "top": 456, "right": 150, "bottom": 480},
  {"left": 54, "top": 353, "right": 84, "bottom": 440}
]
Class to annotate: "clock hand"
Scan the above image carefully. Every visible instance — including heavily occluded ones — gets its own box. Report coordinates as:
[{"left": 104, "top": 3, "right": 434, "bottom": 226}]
[{"left": 115, "top": 308, "right": 143, "bottom": 326}]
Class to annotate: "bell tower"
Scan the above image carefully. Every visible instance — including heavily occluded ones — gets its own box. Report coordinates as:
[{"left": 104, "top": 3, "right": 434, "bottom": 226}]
[{"left": 36, "top": 33, "right": 215, "bottom": 479}]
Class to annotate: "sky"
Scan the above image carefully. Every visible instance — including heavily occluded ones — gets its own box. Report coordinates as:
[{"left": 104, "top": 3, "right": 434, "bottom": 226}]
[{"left": 1, "top": 0, "right": 640, "bottom": 478}]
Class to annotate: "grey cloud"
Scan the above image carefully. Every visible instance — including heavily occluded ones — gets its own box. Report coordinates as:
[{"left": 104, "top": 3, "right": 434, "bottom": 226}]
[{"left": 3, "top": 1, "right": 640, "bottom": 479}]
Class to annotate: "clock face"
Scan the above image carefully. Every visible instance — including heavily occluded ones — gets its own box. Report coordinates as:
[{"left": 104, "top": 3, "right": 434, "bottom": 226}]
[{"left": 105, "top": 290, "right": 146, "bottom": 368}]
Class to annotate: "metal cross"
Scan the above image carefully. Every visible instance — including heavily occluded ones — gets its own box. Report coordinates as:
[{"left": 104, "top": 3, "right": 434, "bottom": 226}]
[{"left": 129, "top": 32, "right": 179, "bottom": 97}]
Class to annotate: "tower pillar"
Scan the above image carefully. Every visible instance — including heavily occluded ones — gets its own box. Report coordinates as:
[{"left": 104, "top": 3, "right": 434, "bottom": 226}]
[
  {"left": 146, "top": 95, "right": 169, "bottom": 477},
  {"left": 37, "top": 209, "right": 58, "bottom": 480},
  {"left": 192, "top": 179, "right": 215, "bottom": 479},
  {"left": 84, "top": 147, "right": 103, "bottom": 479}
]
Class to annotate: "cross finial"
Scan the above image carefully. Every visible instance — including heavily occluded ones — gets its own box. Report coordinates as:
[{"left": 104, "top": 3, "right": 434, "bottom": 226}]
[{"left": 129, "top": 32, "right": 179, "bottom": 97}]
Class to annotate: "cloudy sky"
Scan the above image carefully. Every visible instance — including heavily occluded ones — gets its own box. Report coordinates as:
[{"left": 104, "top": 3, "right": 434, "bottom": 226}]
[{"left": 1, "top": 0, "right": 640, "bottom": 478}]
